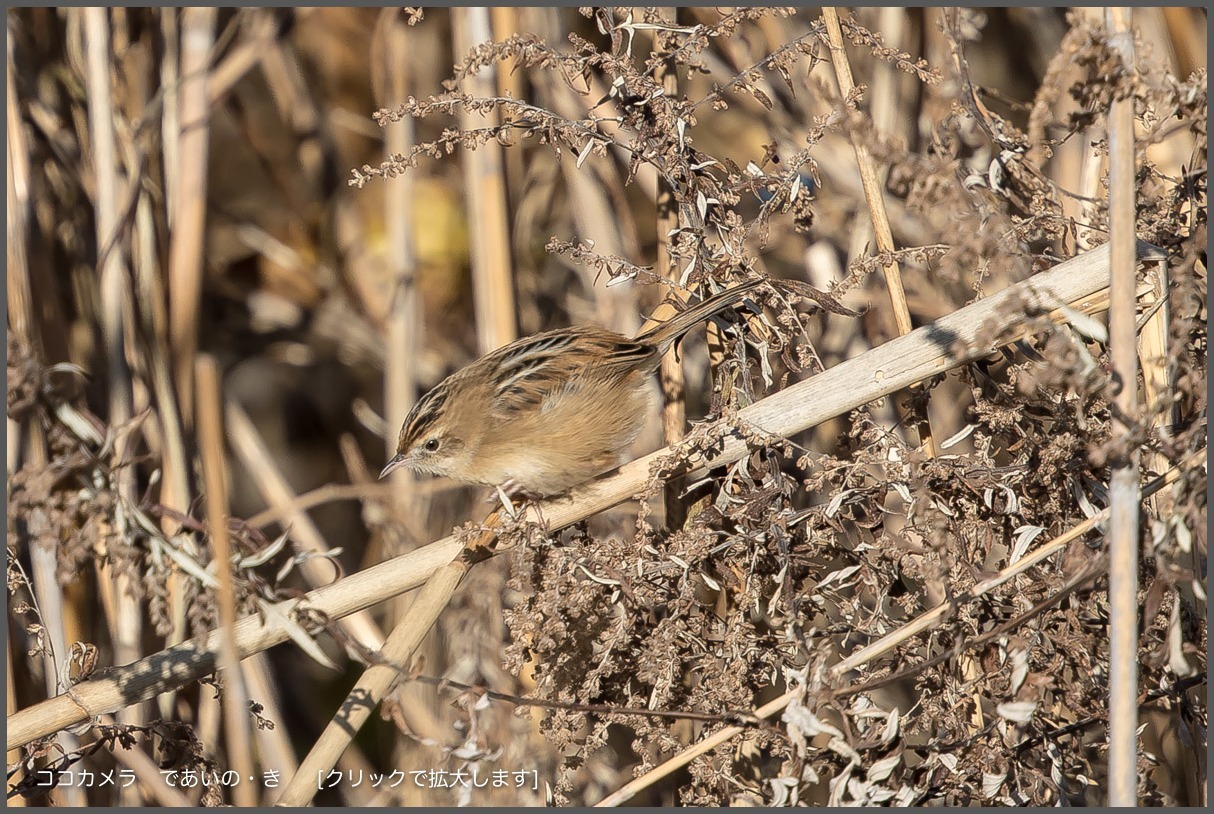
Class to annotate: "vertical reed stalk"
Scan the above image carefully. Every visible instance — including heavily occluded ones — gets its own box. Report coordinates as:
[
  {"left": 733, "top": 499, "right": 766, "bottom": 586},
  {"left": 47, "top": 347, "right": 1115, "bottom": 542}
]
[
  {"left": 83, "top": 14, "right": 145, "bottom": 785},
  {"left": 1105, "top": 6, "right": 1141, "bottom": 807},
  {"left": 168, "top": 7, "right": 215, "bottom": 421},
  {"left": 377, "top": 6, "right": 446, "bottom": 749},
  {"left": 653, "top": 10, "right": 687, "bottom": 530},
  {"left": 453, "top": 7, "right": 516, "bottom": 353},
  {"left": 195, "top": 355, "right": 257, "bottom": 806}
]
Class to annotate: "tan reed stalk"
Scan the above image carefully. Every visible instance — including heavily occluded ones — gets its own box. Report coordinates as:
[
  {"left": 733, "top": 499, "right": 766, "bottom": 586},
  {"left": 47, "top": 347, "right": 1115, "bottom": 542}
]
[
  {"left": 1105, "top": 7, "right": 1141, "bottom": 806},
  {"left": 133, "top": 169, "right": 195, "bottom": 717},
  {"left": 821, "top": 7, "right": 937, "bottom": 458},
  {"left": 453, "top": 6, "right": 517, "bottom": 353},
  {"left": 195, "top": 356, "right": 257, "bottom": 805},
  {"left": 378, "top": 6, "right": 423, "bottom": 559},
  {"left": 490, "top": 6, "right": 527, "bottom": 201},
  {"left": 79, "top": 13, "right": 143, "bottom": 803},
  {"left": 6, "top": 242, "right": 1164, "bottom": 754},
  {"left": 374, "top": 5, "right": 447, "bottom": 753},
  {"left": 167, "top": 6, "right": 215, "bottom": 422},
  {"left": 7, "top": 19, "right": 79, "bottom": 766}
]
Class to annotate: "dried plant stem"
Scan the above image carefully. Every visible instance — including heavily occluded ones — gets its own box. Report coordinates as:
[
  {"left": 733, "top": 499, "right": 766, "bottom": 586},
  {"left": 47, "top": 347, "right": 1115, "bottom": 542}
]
[
  {"left": 821, "top": 7, "right": 937, "bottom": 458},
  {"left": 654, "top": 13, "right": 687, "bottom": 530},
  {"left": 490, "top": 7, "right": 527, "bottom": 195},
  {"left": 376, "top": 6, "right": 446, "bottom": 749},
  {"left": 225, "top": 401, "right": 386, "bottom": 654},
  {"left": 6, "top": 241, "right": 1158, "bottom": 753},
  {"left": 134, "top": 186, "right": 195, "bottom": 692},
  {"left": 380, "top": 7, "right": 420, "bottom": 519},
  {"left": 195, "top": 356, "right": 256, "bottom": 805},
  {"left": 168, "top": 7, "right": 215, "bottom": 422},
  {"left": 7, "top": 27, "right": 84, "bottom": 803},
  {"left": 595, "top": 454, "right": 1195, "bottom": 807},
  {"left": 273, "top": 514, "right": 499, "bottom": 805},
  {"left": 1105, "top": 7, "right": 1141, "bottom": 807},
  {"left": 82, "top": 17, "right": 143, "bottom": 792},
  {"left": 454, "top": 7, "right": 516, "bottom": 352}
]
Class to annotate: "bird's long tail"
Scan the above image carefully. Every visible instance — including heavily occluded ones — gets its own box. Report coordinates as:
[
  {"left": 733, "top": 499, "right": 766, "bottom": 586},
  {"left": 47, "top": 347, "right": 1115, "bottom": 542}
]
[{"left": 637, "top": 276, "right": 765, "bottom": 350}]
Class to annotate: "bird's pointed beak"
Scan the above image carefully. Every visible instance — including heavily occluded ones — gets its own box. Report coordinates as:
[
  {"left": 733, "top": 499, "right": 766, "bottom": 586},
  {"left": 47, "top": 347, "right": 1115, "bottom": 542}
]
[{"left": 379, "top": 453, "right": 409, "bottom": 479}]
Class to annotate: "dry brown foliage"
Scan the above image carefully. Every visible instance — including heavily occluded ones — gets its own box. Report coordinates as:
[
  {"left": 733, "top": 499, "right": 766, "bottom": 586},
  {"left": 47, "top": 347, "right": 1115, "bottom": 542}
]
[{"left": 6, "top": 7, "right": 1207, "bottom": 807}]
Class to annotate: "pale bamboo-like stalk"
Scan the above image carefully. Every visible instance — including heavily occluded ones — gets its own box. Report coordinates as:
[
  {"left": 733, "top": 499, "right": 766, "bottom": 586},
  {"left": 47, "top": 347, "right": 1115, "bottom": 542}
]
[
  {"left": 195, "top": 356, "right": 257, "bottom": 805},
  {"left": 9, "top": 24, "right": 83, "bottom": 804},
  {"left": 377, "top": 4, "right": 446, "bottom": 749},
  {"left": 453, "top": 6, "right": 516, "bottom": 353},
  {"left": 7, "top": 242, "right": 1158, "bottom": 753},
  {"left": 490, "top": 6, "right": 527, "bottom": 203},
  {"left": 821, "top": 7, "right": 937, "bottom": 457},
  {"left": 159, "top": 11, "right": 179, "bottom": 228},
  {"left": 379, "top": 6, "right": 422, "bottom": 553},
  {"left": 82, "top": 17, "right": 144, "bottom": 798},
  {"left": 1105, "top": 7, "right": 1141, "bottom": 807},
  {"left": 595, "top": 454, "right": 1195, "bottom": 807},
  {"left": 168, "top": 6, "right": 215, "bottom": 422}
]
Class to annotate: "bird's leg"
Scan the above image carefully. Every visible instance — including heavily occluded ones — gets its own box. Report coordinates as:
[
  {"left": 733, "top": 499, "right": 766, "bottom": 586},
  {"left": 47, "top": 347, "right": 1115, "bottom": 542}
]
[{"left": 488, "top": 478, "right": 543, "bottom": 519}]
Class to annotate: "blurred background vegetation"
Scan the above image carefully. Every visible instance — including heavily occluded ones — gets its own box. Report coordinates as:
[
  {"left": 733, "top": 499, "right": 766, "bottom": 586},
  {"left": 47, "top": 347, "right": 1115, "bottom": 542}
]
[{"left": 6, "top": 7, "right": 1206, "bottom": 806}]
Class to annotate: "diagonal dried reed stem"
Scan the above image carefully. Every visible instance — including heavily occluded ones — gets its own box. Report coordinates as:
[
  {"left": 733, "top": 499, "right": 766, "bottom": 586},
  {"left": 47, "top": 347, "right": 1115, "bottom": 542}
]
[
  {"left": 821, "top": 7, "right": 937, "bottom": 458},
  {"left": 6, "top": 241, "right": 1161, "bottom": 753},
  {"left": 273, "top": 513, "right": 502, "bottom": 805},
  {"left": 225, "top": 401, "right": 386, "bottom": 654}
]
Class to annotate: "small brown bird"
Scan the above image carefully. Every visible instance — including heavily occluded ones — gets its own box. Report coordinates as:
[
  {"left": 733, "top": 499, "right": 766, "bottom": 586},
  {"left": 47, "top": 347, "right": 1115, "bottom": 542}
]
[{"left": 379, "top": 276, "right": 764, "bottom": 497}]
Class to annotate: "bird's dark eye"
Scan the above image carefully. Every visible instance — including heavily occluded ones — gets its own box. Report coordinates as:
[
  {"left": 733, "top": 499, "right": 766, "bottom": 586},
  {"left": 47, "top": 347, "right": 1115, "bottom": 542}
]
[{"left": 423, "top": 438, "right": 441, "bottom": 453}]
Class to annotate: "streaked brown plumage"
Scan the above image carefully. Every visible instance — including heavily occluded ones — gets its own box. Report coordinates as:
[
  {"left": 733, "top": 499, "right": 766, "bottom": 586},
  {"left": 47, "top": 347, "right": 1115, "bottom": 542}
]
[{"left": 380, "top": 277, "right": 763, "bottom": 496}]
